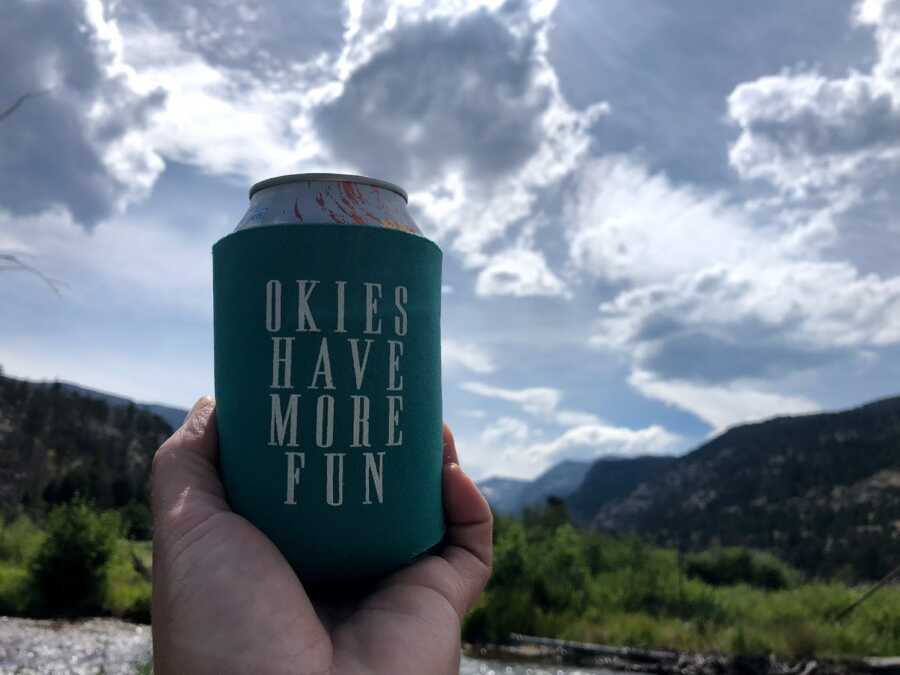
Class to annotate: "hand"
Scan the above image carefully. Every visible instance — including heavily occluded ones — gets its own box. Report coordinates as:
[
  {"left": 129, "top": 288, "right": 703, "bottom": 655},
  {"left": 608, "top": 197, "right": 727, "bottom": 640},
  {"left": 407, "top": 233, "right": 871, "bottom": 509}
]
[{"left": 151, "top": 397, "right": 492, "bottom": 675}]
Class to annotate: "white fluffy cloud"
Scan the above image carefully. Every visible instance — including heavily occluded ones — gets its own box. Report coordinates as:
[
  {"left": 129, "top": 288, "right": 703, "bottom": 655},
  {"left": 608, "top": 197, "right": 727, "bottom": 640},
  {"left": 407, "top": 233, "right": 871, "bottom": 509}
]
[
  {"left": 96, "top": 0, "right": 605, "bottom": 298},
  {"left": 461, "top": 380, "right": 680, "bottom": 467},
  {"left": 475, "top": 246, "right": 569, "bottom": 298},
  {"left": 727, "top": 0, "right": 900, "bottom": 198},
  {"left": 568, "top": 149, "right": 900, "bottom": 427},
  {"left": 628, "top": 370, "right": 819, "bottom": 431},
  {"left": 525, "top": 422, "right": 680, "bottom": 463},
  {"left": 566, "top": 156, "right": 775, "bottom": 284},
  {"left": 442, "top": 338, "right": 496, "bottom": 375},
  {"left": 462, "top": 381, "right": 562, "bottom": 418}
]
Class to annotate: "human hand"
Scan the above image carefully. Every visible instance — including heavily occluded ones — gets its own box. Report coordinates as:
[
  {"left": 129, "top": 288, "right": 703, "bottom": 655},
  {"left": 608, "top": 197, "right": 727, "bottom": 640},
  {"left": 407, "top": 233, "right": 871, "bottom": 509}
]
[{"left": 151, "top": 396, "right": 492, "bottom": 675}]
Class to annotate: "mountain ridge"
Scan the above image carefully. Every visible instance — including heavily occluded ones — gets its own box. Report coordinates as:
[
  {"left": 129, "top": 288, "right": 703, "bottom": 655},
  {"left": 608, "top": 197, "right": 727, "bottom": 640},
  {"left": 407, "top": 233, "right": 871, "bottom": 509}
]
[
  {"left": 583, "top": 395, "right": 900, "bottom": 580},
  {"left": 477, "top": 460, "right": 591, "bottom": 514}
]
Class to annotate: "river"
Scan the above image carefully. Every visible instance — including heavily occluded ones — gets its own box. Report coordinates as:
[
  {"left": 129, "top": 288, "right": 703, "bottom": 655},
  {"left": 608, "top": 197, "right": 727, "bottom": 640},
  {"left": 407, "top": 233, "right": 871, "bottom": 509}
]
[
  {"left": 459, "top": 655, "right": 623, "bottom": 674},
  {"left": 0, "top": 616, "right": 622, "bottom": 674}
]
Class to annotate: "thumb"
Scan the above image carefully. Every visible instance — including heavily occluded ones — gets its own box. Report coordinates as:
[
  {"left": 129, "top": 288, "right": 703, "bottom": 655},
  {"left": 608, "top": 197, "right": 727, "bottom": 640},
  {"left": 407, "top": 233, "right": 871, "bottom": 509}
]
[{"left": 151, "top": 396, "right": 229, "bottom": 540}]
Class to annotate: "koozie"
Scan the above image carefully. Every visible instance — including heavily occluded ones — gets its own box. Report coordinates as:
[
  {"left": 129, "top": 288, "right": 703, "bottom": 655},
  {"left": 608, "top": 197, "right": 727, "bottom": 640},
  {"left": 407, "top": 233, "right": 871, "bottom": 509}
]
[{"left": 212, "top": 224, "right": 444, "bottom": 581}]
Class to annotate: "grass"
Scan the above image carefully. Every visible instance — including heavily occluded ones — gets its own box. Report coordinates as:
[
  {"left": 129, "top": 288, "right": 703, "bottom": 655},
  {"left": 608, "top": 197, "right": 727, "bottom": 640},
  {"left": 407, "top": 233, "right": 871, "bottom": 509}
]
[
  {"left": 464, "top": 513, "right": 900, "bottom": 658},
  {"left": 0, "top": 562, "right": 32, "bottom": 614},
  {"left": 105, "top": 540, "right": 151, "bottom": 623}
]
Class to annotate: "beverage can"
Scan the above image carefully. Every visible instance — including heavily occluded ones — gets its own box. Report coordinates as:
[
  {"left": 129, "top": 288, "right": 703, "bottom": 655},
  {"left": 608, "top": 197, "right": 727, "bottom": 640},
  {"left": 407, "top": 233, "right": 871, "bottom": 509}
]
[{"left": 212, "top": 173, "right": 445, "bottom": 582}]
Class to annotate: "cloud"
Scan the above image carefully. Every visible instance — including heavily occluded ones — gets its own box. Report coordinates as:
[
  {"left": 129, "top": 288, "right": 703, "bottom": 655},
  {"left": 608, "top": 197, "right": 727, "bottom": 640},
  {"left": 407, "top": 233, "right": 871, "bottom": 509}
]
[
  {"left": 442, "top": 338, "right": 497, "bottom": 374},
  {"left": 475, "top": 246, "right": 569, "bottom": 297},
  {"left": 314, "top": 0, "right": 606, "bottom": 294},
  {"left": 564, "top": 149, "right": 900, "bottom": 425},
  {"left": 566, "top": 156, "right": 774, "bottom": 284},
  {"left": 464, "top": 397, "right": 680, "bottom": 478},
  {"left": 460, "top": 382, "right": 632, "bottom": 438},
  {"left": 481, "top": 416, "right": 532, "bottom": 447},
  {"left": 629, "top": 370, "right": 819, "bottom": 430},
  {"left": 594, "top": 261, "right": 900, "bottom": 370},
  {"left": 315, "top": 8, "right": 548, "bottom": 187},
  {"left": 102, "top": 26, "right": 319, "bottom": 181},
  {"left": 525, "top": 421, "right": 680, "bottom": 463},
  {"left": 727, "top": 0, "right": 900, "bottom": 198},
  {"left": 462, "top": 381, "right": 561, "bottom": 417},
  {"left": 0, "top": 0, "right": 165, "bottom": 227},
  {"left": 105, "top": 0, "right": 346, "bottom": 81},
  {"left": 94, "top": 0, "right": 605, "bottom": 304}
]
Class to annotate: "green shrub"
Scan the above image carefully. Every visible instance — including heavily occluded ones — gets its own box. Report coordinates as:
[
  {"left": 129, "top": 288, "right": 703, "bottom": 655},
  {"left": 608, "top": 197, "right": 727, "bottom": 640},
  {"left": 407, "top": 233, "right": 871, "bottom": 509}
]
[
  {"left": 730, "top": 625, "right": 770, "bottom": 656},
  {"left": 105, "top": 540, "right": 151, "bottom": 623},
  {"left": 119, "top": 501, "right": 153, "bottom": 540},
  {"left": 0, "top": 515, "right": 45, "bottom": 564},
  {"left": 529, "top": 525, "right": 590, "bottom": 613},
  {"left": 29, "top": 501, "right": 121, "bottom": 615},
  {"left": 685, "top": 547, "right": 800, "bottom": 590},
  {"left": 0, "top": 562, "right": 32, "bottom": 614}
]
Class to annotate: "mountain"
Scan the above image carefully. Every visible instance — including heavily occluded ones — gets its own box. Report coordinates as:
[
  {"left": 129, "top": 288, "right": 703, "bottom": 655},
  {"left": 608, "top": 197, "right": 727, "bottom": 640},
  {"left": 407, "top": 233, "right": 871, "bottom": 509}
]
[
  {"left": 478, "top": 477, "right": 529, "bottom": 514},
  {"left": 141, "top": 404, "right": 188, "bottom": 431},
  {"left": 0, "top": 374, "right": 175, "bottom": 512},
  {"left": 567, "top": 456, "right": 677, "bottom": 525},
  {"left": 524, "top": 460, "right": 592, "bottom": 509},
  {"left": 479, "top": 460, "right": 591, "bottom": 515},
  {"left": 43, "top": 381, "right": 189, "bottom": 431},
  {"left": 588, "top": 396, "right": 900, "bottom": 581}
]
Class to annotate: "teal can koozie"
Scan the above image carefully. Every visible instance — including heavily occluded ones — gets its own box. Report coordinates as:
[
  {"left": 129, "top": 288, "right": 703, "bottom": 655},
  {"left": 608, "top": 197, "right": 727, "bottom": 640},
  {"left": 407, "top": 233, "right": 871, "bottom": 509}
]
[{"left": 212, "top": 174, "right": 444, "bottom": 582}]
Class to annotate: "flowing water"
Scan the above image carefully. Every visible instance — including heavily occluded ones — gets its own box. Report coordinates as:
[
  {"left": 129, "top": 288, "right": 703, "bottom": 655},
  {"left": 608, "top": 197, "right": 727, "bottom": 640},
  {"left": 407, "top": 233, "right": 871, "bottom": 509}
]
[
  {"left": 0, "top": 616, "right": 626, "bottom": 674},
  {"left": 459, "top": 655, "right": 625, "bottom": 675}
]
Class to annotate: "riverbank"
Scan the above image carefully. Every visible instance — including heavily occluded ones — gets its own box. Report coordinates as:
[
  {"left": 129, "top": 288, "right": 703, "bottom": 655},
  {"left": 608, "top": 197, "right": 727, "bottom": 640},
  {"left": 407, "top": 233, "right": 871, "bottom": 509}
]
[
  {"left": 3, "top": 616, "right": 898, "bottom": 675},
  {"left": 0, "top": 617, "right": 621, "bottom": 675},
  {"left": 465, "top": 637, "right": 900, "bottom": 675}
]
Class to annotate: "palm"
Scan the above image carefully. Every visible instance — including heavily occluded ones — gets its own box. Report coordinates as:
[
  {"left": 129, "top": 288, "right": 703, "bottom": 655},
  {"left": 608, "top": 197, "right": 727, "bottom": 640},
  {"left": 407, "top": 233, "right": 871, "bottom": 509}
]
[{"left": 152, "top": 399, "right": 491, "bottom": 675}]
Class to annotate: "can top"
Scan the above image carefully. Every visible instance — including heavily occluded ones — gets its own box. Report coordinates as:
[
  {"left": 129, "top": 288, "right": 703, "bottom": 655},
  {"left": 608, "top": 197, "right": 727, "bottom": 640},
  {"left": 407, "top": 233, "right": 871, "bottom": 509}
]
[{"left": 250, "top": 173, "right": 408, "bottom": 202}]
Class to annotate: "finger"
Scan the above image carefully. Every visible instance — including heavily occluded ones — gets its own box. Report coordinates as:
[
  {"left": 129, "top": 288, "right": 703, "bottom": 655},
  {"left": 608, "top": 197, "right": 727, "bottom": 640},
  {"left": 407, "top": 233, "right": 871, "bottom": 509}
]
[
  {"left": 152, "top": 396, "right": 229, "bottom": 532},
  {"left": 442, "top": 423, "right": 459, "bottom": 465},
  {"left": 438, "top": 462, "right": 492, "bottom": 613}
]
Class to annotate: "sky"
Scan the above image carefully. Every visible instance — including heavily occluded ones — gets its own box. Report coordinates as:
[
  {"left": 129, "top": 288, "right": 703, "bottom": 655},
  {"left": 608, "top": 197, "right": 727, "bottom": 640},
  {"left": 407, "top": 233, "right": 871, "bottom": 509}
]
[{"left": 3, "top": 0, "right": 900, "bottom": 480}]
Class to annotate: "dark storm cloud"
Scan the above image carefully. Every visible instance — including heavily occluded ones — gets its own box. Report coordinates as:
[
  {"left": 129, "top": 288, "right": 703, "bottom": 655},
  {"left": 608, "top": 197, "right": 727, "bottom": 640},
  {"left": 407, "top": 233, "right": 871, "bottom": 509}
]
[
  {"left": 736, "top": 84, "right": 900, "bottom": 155},
  {"left": 549, "top": 0, "right": 876, "bottom": 188},
  {"left": 313, "top": 9, "right": 548, "bottom": 186},
  {"left": 106, "top": 0, "right": 346, "bottom": 82},
  {"left": 639, "top": 326, "right": 839, "bottom": 385},
  {"left": 0, "top": 0, "right": 165, "bottom": 227}
]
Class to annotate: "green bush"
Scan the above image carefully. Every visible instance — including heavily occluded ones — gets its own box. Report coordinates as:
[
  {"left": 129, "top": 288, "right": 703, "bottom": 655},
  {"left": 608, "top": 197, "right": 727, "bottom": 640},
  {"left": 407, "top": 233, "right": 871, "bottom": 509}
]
[
  {"left": 462, "top": 505, "right": 900, "bottom": 657},
  {"left": 0, "top": 514, "right": 45, "bottom": 565},
  {"left": 105, "top": 540, "right": 152, "bottom": 623},
  {"left": 0, "top": 562, "right": 32, "bottom": 614},
  {"left": 119, "top": 501, "right": 153, "bottom": 540},
  {"left": 685, "top": 547, "right": 801, "bottom": 590},
  {"left": 29, "top": 501, "right": 121, "bottom": 615}
]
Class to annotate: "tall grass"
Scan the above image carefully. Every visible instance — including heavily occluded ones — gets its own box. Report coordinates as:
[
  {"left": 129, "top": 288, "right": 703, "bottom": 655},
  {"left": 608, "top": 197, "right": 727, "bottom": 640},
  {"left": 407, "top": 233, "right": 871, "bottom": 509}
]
[{"left": 464, "top": 510, "right": 900, "bottom": 657}]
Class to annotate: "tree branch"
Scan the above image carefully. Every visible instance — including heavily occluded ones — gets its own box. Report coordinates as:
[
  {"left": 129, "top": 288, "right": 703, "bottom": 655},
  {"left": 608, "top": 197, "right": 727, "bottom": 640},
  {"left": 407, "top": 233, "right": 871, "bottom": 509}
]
[
  {"left": 0, "top": 89, "right": 53, "bottom": 123},
  {"left": 0, "top": 252, "right": 67, "bottom": 297}
]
